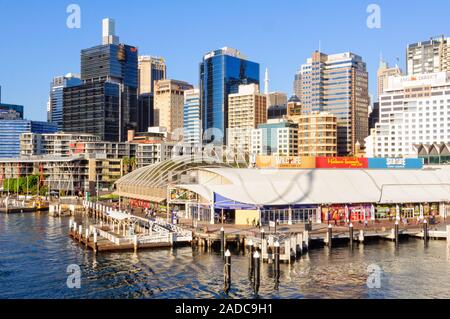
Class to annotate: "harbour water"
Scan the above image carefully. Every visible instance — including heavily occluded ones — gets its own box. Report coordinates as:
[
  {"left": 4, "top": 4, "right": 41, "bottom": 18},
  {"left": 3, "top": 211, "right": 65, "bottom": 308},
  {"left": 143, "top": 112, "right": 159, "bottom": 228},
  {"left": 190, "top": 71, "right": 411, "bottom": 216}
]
[{"left": 1, "top": 213, "right": 450, "bottom": 299}]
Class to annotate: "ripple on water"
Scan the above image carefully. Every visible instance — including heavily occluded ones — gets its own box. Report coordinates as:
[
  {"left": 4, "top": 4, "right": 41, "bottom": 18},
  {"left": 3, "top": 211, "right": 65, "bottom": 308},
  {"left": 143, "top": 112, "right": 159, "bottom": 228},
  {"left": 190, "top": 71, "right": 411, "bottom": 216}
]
[{"left": 2, "top": 214, "right": 450, "bottom": 299}]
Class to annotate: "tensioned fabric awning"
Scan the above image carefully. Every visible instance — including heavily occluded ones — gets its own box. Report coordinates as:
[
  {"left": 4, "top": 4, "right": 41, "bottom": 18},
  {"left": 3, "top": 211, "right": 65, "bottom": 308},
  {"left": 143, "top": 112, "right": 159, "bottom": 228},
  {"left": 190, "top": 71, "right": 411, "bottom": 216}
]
[
  {"left": 107, "top": 210, "right": 131, "bottom": 221},
  {"left": 174, "top": 167, "right": 450, "bottom": 207},
  {"left": 213, "top": 193, "right": 257, "bottom": 210}
]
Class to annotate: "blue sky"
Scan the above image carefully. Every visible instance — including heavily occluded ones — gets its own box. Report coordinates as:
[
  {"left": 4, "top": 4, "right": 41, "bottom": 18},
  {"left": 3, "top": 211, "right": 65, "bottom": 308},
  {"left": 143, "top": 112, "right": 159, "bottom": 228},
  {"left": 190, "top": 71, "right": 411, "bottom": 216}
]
[{"left": 0, "top": 0, "right": 449, "bottom": 121}]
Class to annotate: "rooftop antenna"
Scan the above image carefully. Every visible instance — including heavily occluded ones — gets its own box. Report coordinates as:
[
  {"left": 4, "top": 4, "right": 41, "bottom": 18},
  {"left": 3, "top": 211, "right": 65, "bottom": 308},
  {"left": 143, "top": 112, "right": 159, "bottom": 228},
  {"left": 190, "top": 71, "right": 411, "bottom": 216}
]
[{"left": 264, "top": 68, "right": 269, "bottom": 95}]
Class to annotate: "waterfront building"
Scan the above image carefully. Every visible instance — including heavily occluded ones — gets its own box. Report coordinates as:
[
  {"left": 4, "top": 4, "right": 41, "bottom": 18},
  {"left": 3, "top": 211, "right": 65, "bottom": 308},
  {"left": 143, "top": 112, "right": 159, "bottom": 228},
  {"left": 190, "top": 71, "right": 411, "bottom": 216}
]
[
  {"left": 0, "top": 154, "right": 123, "bottom": 195},
  {"left": 63, "top": 18, "right": 138, "bottom": 142},
  {"left": 296, "top": 112, "right": 337, "bottom": 157},
  {"left": 251, "top": 119, "right": 298, "bottom": 156},
  {"left": 407, "top": 36, "right": 450, "bottom": 75},
  {"left": 47, "top": 73, "right": 81, "bottom": 130},
  {"left": 200, "top": 47, "right": 260, "bottom": 145},
  {"left": 414, "top": 142, "right": 450, "bottom": 165},
  {"left": 117, "top": 163, "right": 450, "bottom": 225},
  {"left": 138, "top": 56, "right": 166, "bottom": 95},
  {"left": 0, "top": 120, "right": 57, "bottom": 158},
  {"left": 154, "top": 79, "right": 194, "bottom": 136},
  {"left": 377, "top": 59, "right": 402, "bottom": 100},
  {"left": 227, "top": 84, "right": 267, "bottom": 153},
  {"left": 298, "top": 51, "right": 369, "bottom": 156},
  {"left": 20, "top": 132, "right": 100, "bottom": 157},
  {"left": 183, "top": 89, "right": 201, "bottom": 146},
  {"left": 368, "top": 72, "right": 450, "bottom": 158}
]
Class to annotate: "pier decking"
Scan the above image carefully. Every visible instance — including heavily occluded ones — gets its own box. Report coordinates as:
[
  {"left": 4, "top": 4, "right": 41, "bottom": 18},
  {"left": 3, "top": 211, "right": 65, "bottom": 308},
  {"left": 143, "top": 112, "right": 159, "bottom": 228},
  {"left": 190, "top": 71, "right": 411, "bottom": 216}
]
[{"left": 69, "top": 201, "right": 450, "bottom": 261}]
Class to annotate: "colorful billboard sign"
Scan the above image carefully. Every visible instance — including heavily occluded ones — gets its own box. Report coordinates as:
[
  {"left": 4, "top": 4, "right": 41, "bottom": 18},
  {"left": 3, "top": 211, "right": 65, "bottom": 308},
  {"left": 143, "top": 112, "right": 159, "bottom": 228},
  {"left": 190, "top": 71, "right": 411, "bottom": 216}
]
[
  {"left": 316, "top": 157, "right": 368, "bottom": 169},
  {"left": 255, "top": 156, "right": 316, "bottom": 169},
  {"left": 368, "top": 158, "right": 423, "bottom": 169}
]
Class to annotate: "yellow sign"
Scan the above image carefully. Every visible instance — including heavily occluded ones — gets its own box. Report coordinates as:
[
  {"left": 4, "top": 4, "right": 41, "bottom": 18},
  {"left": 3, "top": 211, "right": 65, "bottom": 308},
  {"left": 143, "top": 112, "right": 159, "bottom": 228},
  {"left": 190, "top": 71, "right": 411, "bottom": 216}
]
[{"left": 255, "top": 156, "right": 316, "bottom": 169}]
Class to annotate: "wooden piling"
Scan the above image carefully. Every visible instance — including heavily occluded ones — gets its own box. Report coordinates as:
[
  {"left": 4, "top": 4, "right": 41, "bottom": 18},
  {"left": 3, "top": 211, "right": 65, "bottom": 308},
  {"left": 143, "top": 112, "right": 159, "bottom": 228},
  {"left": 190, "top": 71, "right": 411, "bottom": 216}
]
[{"left": 224, "top": 250, "right": 231, "bottom": 294}]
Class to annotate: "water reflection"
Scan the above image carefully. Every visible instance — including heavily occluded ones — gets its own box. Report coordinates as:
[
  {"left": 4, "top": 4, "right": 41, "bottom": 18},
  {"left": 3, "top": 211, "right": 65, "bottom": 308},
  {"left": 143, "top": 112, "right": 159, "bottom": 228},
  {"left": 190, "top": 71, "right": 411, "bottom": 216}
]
[{"left": 1, "top": 214, "right": 450, "bottom": 299}]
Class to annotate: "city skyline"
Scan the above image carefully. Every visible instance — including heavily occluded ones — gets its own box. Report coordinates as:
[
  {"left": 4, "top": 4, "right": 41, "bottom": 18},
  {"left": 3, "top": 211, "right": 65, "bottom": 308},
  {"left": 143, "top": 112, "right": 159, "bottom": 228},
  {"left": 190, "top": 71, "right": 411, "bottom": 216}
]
[{"left": 1, "top": 0, "right": 450, "bottom": 121}]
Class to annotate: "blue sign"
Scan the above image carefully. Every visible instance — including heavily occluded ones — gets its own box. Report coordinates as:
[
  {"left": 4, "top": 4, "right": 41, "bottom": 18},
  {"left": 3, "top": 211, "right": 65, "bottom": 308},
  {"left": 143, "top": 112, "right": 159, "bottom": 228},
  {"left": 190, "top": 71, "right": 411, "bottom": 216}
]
[{"left": 368, "top": 158, "right": 423, "bottom": 169}]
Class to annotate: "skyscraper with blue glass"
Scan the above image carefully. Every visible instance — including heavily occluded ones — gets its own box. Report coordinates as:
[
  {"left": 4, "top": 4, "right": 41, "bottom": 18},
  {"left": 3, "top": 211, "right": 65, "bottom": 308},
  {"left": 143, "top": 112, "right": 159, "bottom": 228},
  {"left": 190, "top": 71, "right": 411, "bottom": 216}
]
[
  {"left": 0, "top": 120, "right": 57, "bottom": 158},
  {"left": 183, "top": 89, "right": 201, "bottom": 145},
  {"left": 48, "top": 74, "right": 81, "bottom": 130},
  {"left": 200, "top": 47, "right": 259, "bottom": 144}
]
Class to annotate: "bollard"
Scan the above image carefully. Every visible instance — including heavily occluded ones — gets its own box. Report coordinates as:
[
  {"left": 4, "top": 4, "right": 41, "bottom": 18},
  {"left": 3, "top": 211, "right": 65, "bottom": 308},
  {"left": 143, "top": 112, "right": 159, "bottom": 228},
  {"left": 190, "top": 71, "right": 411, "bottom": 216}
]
[
  {"left": 85, "top": 229, "right": 89, "bottom": 245},
  {"left": 349, "top": 223, "right": 354, "bottom": 249},
  {"left": 447, "top": 225, "right": 450, "bottom": 246},
  {"left": 69, "top": 220, "right": 73, "bottom": 232},
  {"left": 224, "top": 250, "right": 231, "bottom": 294},
  {"left": 73, "top": 222, "right": 77, "bottom": 235},
  {"left": 78, "top": 225, "right": 83, "bottom": 242},
  {"left": 423, "top": 219, "right": 428, "bottom": 244},
  {"left": 253, "top": 251, "right": 261, "bottom": 295},
  {"left": 93, "top": 230, "right": 98, "bottom": 253},
  {"left": 395, "top": 220, "right": 399, "bottom": 246},
  {"left": 261, "top": 228, "right": 265, "bottom": 241},
  {"left": 274, "top": 241, "right": 280, "bottom": 278},
  {"left": 248, "top": 239, "right": 254, "bottom": 280},
  {"left": 327, "top": 224, "right": 333, "bottom": 248},
  {"left": 220, "top": 227, "right": 225, "bottom": 256},
  {"left": 134, "top": 235, "right": 138, "bottom": 252}
]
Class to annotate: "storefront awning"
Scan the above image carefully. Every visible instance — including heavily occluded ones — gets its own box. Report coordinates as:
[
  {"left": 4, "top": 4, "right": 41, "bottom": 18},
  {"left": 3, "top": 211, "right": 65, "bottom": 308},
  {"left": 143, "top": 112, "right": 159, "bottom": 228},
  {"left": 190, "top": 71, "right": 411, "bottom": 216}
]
[{"left": 214, "top": 193, "right": 257, "bottom": 210}]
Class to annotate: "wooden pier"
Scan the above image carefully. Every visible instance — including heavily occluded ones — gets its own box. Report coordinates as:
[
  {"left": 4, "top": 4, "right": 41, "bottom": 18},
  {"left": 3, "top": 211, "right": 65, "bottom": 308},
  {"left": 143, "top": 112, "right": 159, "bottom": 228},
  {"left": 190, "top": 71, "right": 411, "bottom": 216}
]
[
  {"left": 68, "top": 201, "right": 193, "bottom": 253},
  {"left": 70, "top": 201, "right": 450, "bottom": 258}
]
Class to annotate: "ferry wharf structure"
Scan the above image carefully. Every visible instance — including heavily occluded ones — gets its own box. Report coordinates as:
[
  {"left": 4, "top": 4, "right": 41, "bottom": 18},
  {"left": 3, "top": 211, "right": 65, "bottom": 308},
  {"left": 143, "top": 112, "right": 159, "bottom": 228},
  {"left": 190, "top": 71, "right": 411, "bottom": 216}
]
[{"left": 67, "top": 158, "right": 450, "bottom": 258}]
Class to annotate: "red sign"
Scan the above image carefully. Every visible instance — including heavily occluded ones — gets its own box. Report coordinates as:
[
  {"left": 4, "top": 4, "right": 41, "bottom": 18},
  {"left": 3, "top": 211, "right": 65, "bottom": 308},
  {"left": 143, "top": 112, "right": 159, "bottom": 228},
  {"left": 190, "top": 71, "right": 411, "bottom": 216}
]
[{"left": 316, "top": 157, "right": 368, "bottom": 169}]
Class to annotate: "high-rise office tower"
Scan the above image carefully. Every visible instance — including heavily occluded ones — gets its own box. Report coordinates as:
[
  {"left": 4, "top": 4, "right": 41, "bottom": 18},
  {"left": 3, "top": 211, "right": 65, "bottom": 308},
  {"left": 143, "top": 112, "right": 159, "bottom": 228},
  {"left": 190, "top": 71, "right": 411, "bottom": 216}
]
[
  {"left": 183, "top": 89, "right": 201, "bottom": 145},
  {"left": 298, "top": 51, "right": 369, "bottom": 155},
  {"left": 63, "top": 18, "right": 138, "bottom": 142},
  {"left": 137, "top": 93, "right": 154, "bottom": 132},
  {"left": 227, "top": 84, "right": 267, "bottom": 153},
  {"left": 200, "top": 47, "right": 260, "bottom": 144},
  {"left": 293, "top": 72, "right": 302, "bottom": 100},
  {"left": 154, "top": 79, "right": 193, "bottom": 135},
  {"left": 48, "top": 73, "right": 81, "bottom": 130},
  {"left": 138, "top": 56, "right": 166, "bottom": 95},
  {"left": 377, "top": 58, "right": 402, "bottom": 100},
  {"left": 407, "top": 36, "right": 450, "bottom": 75}
]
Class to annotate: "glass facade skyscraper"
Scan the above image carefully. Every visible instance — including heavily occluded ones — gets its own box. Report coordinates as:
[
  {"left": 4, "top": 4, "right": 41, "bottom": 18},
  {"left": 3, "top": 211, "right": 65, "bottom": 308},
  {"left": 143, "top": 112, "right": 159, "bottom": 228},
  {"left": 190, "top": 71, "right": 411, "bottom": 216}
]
[
  {"left": 0, "top": 120, "right": 57, "bottom": 158},
  {"left": 0, "top": 103, "right": 24, "bottom": 120},
  {"left": 62, "top": 20, "right": 139, "bottom": 142},
  {"left": 200, "top": 47, "right": 259, "bottom": 144},
  {"left": 183, "top": 89, "right": 201, "bottom": 145},
  {"left": 48, "top": 74, "right": 81, "bottom": 130}
]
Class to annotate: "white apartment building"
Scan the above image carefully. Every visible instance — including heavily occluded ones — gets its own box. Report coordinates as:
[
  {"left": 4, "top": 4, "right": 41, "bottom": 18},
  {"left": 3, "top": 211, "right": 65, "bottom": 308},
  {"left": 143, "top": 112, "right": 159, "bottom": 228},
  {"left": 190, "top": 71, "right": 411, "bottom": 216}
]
[
  {"left": 367, "top": 72, "right": 450, "bottom": 158},
  {"left": 20, "top": 132, "right": 100, "bottom": 157},
  {"left": 251, "top": 119, "right": 299, "bottom": 156}
]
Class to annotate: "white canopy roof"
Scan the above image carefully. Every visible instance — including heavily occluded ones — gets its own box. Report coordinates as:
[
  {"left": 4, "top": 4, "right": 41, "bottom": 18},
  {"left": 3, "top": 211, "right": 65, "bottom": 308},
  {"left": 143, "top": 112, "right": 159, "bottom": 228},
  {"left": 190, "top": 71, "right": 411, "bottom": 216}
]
[
  {"left": 176, "top": 167, "right": 450, "bottom": 206},
  {"left": 107, "top": 210, "right": 131, "bottom": 221}
]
